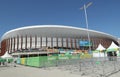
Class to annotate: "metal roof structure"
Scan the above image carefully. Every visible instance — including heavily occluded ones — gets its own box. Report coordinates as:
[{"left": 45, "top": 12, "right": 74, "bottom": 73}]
[{"left": 1, "top": 25, "right": 118, "bottom": 41}]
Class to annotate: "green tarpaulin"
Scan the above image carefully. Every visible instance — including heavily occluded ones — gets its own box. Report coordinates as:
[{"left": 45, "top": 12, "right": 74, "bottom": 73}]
[
  {"left": 106, "top": 48, "right": 118, "bottom": 52},
  {"left": 0, "top": 58, "right": 6, "bottom": 62}
]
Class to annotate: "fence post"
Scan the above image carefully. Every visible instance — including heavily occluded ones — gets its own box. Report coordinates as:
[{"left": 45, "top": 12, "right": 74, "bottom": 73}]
[
  {"left": 113, "top": 57, "right": 116, "bottom": 71},
  {"left": 56, "top": 59, "right": 58, "bottom": 67},
  {"left": 79, "top": 60, "right": 82, "bottom": 72},
  {"left": 91, "top": 58, "right": 94, "bottom": 73}
]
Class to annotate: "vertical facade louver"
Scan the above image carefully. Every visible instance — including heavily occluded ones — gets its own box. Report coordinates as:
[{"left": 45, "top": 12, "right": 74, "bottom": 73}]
[{"left": 0, "top": 25, "right": 118, "bottom": 56}]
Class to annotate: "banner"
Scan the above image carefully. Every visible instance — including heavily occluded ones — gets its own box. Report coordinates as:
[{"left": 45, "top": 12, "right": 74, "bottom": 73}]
[{"left": 79, "top": 41, "right": 92, "bottom": 46}]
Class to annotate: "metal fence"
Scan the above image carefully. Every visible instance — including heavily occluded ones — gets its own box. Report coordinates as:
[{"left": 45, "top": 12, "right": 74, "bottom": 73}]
[
  {"left": 1, "top": 56, "right": 120, "bottom": 77},
  {"left": 41, "top": 57, "right": 120, "bottom": 77}
]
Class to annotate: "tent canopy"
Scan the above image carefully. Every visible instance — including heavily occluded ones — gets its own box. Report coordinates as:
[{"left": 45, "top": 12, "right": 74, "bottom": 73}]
[
  {"left": 96, "top": 44, "right": 106, "bottom": 51},
  {"left": 107, "top": 41, "right": 119, "bottom": 52},
  {"left": 1, "top": 51, "right": 13, "bottom": 59}
]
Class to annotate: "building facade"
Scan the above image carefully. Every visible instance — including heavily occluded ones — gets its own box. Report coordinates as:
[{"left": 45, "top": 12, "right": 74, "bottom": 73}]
[{"left": 0, "top": 25, "right": 119, "bottom": 56}]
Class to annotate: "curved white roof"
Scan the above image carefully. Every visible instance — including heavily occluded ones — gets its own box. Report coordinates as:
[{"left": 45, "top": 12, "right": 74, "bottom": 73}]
[{"left": 1, "top": 25, "right": 118, "bottom": 41}]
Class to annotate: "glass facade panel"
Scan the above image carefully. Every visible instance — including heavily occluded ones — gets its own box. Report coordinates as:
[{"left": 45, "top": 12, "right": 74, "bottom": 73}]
[
  {"left": 53, "top": 37, "right": 57, "bottom": 47},
  {"left": 18, "top": 37, "right": 21, "bottom": 49},
  {"left": 47, "top": 37, "right": 51, "bottom": 47},
  {"left": 58, "top": 38, "right": 62, "bottom": 47},
  {"left": 47, "top": 37, "right": 51, "bottom": 42},
  {"left": 53, "top": 42, "right": 57, "bottom": 47},
  {"left": 9, "top": 38, "right": 11, "bottom": 51},
  {"left": 68, "top": 38, "right": 71, "bottom": 42},
  {"left": 22, "top": 37, "right": 25, "bottom": 49},
  {"left": 7, "top": 39, "right": 10, "bottom": 53},
  {"left": 42, "top": 42, "right": 46, "bottom": 47},
  {"left": 27, "top": 37, "right": 30, "bottom": 48},
  {"left": 15, "top": 37, "right": 17, "bottom": 49},
  {"left": 42, "top": 37, "right": 46, "bottom": 42},
  {"left": 63, "top": 38, "right": 66, "bottom": 42},
  {"left": 47, "top": 42, "right": 51, "bottom": 47},
  {"left": 58, "top": 41, "right": 62, "bottom": 47},
  {"left": 53, "top": 37, "right": 56, "bottom": 42},
  {"left": 58, "top": 38, "right": 61, "bottom": 42},
  {"left": 31, "top": 37, "right": 35, "bottom": 48},
  {"left": 42, "top": 37, "right": 46, "bottom": 47},
  {"left": 72, "top": 39, "right": 75, "bottom": 48},
  {"left": 12, "top": 38, "right": 14, "bottom": 51},
  {"left": 68, "top": 43, "right": 71, "bottom": 48},
  {"left": 6, "top": 35, "right": 115, "bottom": 53},
  {"left": 76, "top": 39, "right": 79, "bottom": 48},
  {"left": 36, "top": 37, "right": 41, "bottom": 48},
  {"left": 63, "top": 38, "right": 66, "bottom": 47},
  {"left": 63, "top": 41, "right": 66, "bottom": 47}
]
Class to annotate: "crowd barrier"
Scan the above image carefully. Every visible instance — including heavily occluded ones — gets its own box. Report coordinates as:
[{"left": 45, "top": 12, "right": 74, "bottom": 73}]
[
  {"left": 16, "top": 55, "right": 120, "bottom": 77},
  {"left": 17, "top": 53, "right": 92, "bottom": 67}
]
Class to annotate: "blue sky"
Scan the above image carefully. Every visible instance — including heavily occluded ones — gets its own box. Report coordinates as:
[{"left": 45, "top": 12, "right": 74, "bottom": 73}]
[{"left": 0, "top": 0, "right": 120, "bottom": 38}]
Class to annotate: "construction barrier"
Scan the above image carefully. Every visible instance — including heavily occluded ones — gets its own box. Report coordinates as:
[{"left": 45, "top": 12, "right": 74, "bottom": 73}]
[{"left": 17, "top": 53, "right": 93, "bottom": 67}]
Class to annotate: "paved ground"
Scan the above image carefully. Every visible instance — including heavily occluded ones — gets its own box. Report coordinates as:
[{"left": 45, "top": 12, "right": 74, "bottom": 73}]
[
  {"left": 0, "top": 64, "right": 89, "bottom": 77},
  {"left": 109, "top": 71, "right": 120, "bottom": 77},
  {"left": 0, "top": 64, "right": 120, "bottom": 77}
]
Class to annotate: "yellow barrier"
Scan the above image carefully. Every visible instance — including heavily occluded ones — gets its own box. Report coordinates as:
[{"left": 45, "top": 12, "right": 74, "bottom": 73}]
[
  {"left": 21, "top": 58, "right": 26, "bottom": 65},
  {"left": 80, "top": 54, "right": 92, "bottom": 59}
]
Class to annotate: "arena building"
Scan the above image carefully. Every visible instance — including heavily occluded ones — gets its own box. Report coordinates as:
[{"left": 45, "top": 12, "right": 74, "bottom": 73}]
[{"left": 0, "top": 25, "right": 119, "bottom": 57}]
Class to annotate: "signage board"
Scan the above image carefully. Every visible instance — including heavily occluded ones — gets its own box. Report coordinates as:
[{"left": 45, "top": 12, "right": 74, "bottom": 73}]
[{"left": 79, "top": 41, "right": 92, "bottom": 46}]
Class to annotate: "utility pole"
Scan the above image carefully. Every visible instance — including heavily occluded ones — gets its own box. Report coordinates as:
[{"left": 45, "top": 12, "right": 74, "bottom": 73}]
[{"left": 80, "top": 2, "right": 92, "bottom": 53}]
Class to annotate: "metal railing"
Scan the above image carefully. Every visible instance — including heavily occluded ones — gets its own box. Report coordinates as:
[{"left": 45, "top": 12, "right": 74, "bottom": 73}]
[
  {"left": 40, "top": 57, "right": 120, "bottom": 77},
  {"left": 1, "top": 56, "right": 120, "bottom": 77}
]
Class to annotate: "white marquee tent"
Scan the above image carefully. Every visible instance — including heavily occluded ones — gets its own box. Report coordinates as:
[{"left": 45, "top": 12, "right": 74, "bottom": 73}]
[
  {"left": 96, "top": 44, "right": 106, "bottom": 51},
  {"left": 1, "top": 51, "right": 13, "bottom": 59},
  {"left": 107, "top": 41, "right": 119, "bottom": 51},
  {"left": 93, "top": 44, "right": 106, "bottom": 57}
]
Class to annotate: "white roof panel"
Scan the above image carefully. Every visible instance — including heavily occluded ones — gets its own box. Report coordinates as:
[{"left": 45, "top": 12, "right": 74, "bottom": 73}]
[{"left": 1, "top": 25, "right": 118, "bottom": 41}]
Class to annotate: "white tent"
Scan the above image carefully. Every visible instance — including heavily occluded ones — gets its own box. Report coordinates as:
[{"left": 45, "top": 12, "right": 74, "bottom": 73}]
[
  {"left": 107, "top": 41, "right": 119, "bottom": 51},
  {"left": 96, "top": 44, "right": 106, "bottom": 51},
  {"left": 93, "top": 44, "right": 106, "bottom": 57},
  {"left": 1, "top": 51, "right": 13, "bottom": 59}
]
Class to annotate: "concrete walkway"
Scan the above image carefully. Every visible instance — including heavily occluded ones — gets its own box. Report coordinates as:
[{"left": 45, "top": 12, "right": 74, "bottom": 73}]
[
  {"left": 109, "top": 71, "right": 120, "bottom": 77},
  {"left": 0, "top": 64, "right": 120, "bottom": 77},
  {"left": 0, "top": 65, "right": 89, "bottom": 77}
]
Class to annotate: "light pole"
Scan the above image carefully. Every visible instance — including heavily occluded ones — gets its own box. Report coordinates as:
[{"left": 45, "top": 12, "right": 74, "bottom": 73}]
[{"left": 80, "top": 2, "right": 92, "bottom": 53}]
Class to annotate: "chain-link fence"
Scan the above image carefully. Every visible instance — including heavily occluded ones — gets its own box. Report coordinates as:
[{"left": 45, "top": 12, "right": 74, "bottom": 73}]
[
  {"left": 1, "top": 55, "right": 120, "bottom": 77},
  {"left": 40, "top": 57, "right": 120, "bottom": 77}
]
